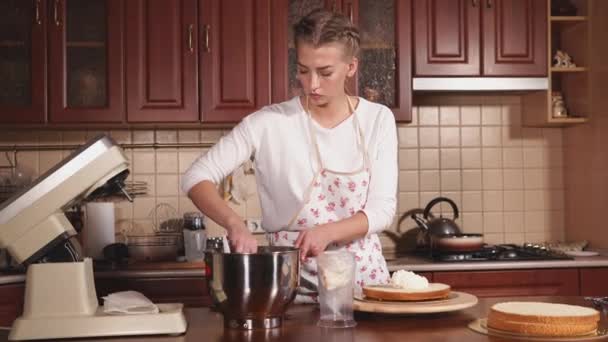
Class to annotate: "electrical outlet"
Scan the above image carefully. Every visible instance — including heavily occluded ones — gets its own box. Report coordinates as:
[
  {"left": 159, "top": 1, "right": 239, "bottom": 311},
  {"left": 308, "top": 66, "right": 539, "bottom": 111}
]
[{"left": 246, "top": 219, "right": 265, "bottom": 234}]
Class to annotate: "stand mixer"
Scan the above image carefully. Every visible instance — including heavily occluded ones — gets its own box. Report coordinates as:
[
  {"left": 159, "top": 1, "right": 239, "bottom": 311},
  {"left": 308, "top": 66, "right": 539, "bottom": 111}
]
[{"left": 0, "top": 135, "right": 187, "bottom": 340}]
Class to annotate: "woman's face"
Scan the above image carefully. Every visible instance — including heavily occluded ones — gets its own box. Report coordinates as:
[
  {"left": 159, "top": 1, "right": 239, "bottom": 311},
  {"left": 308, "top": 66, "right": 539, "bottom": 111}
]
[{"left": 296, "top": 42, "right": 357, "bottom": 107}]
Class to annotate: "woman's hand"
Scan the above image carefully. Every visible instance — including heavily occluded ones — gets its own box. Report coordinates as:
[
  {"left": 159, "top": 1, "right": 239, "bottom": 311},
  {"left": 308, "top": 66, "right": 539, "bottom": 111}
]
[
  {"left": 226, "top": 220, "right": 258, "bottom": 253},
  {"left": 294, "top": 225, "right": 334, "bottom": 261}
]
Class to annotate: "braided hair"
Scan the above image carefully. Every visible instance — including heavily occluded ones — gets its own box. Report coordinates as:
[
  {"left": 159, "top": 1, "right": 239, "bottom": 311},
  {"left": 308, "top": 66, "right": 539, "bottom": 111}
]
[{"left": 293, "top": 8, "right": 360, "bottom": 60}]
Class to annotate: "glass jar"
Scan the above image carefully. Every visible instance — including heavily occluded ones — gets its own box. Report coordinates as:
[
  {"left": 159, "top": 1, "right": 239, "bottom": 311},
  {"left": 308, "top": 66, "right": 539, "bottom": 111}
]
[{"left": 182, "top": 212, "right": 206, "bottom": 262}]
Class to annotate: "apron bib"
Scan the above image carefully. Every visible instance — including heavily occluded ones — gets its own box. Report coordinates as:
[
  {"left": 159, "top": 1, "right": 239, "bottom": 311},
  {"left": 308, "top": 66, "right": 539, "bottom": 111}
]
[{"left": 269, "top": 96, "right": 389, "bottom": 303}]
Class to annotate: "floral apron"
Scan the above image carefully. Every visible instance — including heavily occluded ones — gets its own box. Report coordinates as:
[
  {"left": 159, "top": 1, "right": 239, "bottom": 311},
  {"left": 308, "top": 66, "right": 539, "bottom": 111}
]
[{"left": 268, "top": 96, "right": 389, "bottom": 303}]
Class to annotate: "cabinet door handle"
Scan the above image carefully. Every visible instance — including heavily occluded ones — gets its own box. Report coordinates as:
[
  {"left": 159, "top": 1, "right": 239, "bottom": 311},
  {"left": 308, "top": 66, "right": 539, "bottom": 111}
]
[
  {"left": 202, "top": 24, "right": 210, "bottom": 52},
  {"left": 34, "top": 0, "right": 42, "bottom": 25},
  {"left": 187, "top": 24, "right": 194, "bottom": 53},
  {"left": 54, "top": 0, "right": 61, "bottom": 26},
  {"left": 486, "top": 0, "right": 493, "bottom": 8}
]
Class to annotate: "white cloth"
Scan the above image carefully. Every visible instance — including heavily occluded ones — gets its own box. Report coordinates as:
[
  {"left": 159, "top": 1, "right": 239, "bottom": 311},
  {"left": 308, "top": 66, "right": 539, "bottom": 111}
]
[
  {"left": 181, "top": 96, "right": 398, "bottom": 235},
  {"left": 102, "top": 291, "right": 159, "bottom": 315}
]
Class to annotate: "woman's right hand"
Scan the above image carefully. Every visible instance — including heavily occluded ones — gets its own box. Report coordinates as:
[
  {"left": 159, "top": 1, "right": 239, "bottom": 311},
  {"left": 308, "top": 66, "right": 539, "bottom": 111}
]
[{"left": 226, "top": 220, "right": 258, "bottom": 253}]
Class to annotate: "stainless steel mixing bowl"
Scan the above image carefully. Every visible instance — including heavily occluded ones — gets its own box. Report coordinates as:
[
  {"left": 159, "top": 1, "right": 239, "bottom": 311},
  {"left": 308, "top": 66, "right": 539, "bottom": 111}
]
[{"left": 204, "top": 246, "right": 299, "bottom": 329}]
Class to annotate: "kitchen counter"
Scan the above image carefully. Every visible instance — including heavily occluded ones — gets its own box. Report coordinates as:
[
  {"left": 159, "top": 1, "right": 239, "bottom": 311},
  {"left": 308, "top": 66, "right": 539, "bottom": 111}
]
[
  {"left": 0, "top": 296, "right": 604, "bottom": 341},
  {"left": 386, "top": 252, "right": 608, "bottom": 272}
]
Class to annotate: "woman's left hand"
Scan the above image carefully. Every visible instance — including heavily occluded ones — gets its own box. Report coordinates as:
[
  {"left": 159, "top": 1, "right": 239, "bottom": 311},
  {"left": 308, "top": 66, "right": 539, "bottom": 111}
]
[{"left": 294, "top": 225, "right": 334, "bottom": 261}]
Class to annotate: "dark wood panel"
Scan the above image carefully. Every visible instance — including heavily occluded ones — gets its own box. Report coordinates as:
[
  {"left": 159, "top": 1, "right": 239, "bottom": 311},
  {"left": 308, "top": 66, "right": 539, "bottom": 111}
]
[
  {"left": 95, "top": 277, "right": 211, "bottom": 307},
  {"left": 126, "top": 0, "right": 198, "bottom": 122},
  {"left": 482, "top": 0, "right": 547, "bottom": 76},
  {"left": 49, "top": 0, "right": 124, "bottom": 123},
  {"left": 392, "top": 0, "right": 412, "bottom": 122},
  {"left": 414, "top": 0, "right": 481, "bottom": 76},
  {"left": 0, "top": 283, "right": 25, "bottom": 327},
  {"left": 200, "top": 0, "right": 271, "bottom": 122},
  {"left": 0, "top": 0, "right": 47, "bottom": 124},
  {"left": 580, "top": 268, "right": 608, "bottom": 296},
  {"left": 434, "top": 268, "right": 579, "bottom": 297}
]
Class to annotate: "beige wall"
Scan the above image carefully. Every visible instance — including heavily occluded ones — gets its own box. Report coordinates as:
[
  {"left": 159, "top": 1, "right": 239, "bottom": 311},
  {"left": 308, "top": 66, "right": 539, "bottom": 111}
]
[{"left": 0, "top": 95, "right": 567, "bottom": 251}]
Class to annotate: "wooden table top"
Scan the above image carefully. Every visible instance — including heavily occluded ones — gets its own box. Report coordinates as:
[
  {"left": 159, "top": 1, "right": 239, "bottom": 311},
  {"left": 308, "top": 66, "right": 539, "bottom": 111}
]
[{"left": 0, "top": 296, "right": 605, "bottom": 341}]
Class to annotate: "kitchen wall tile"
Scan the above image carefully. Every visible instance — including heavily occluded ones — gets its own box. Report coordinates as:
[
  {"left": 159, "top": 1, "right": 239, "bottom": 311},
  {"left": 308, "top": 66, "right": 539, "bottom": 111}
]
[
  {"left": 545, "top": 190, "right": 565, "bottom": 210},
  {"left": 462, "top": 170, "right": 482, "bottom": 190},
  {"left": 502, "top": 126, "right": 523, "bottom": 147},
  {"left": 419, "top": 149, "right": 439, "bottom": 169},
  {"left": 439, "top": 106, "right": 460, "bottom": 126},
  {"left": 38, "top": 131, "right": 62, "bottom": 145},
  {"left": 132, "top": 130, "right": 155, "bottom": 144},
  {"left": 481, "top": 127, "right": 502, "bottom": 147},
  {"left": 524, "top": 190, "right": 545, "bottom": 211},
  {"left": 156, "top": 150, "right": 178, "bottom": 174},
  {"left": 399, "top": 171, "right": 419, "bottom": 191},
  {"left": 503, "top": 169, "right": 524, "bottom": 190},
  {"left": 178, "top": 130, "right": 201, "bottom": 143},
  {"left": 419, "top": 170, "right": 440, "bottom": 191},
  {"left": 132, "top": 219, "right": 154, "bottom": 234},
  {"left": 504, "top": 233, "right": 525, "bottom": 244},
  {"left": 179, "top": 149, "right": 206, "bottom": 174},
  {"left": 483, "top": 191, "right": 503, "bottom": 211},
  {"left": 61, "top": 131, "right": 86, "bottom": 145},
  {"left": 524, "top": 232, "right": 546, "bottom": 243},
  {"left": 523, "top": 148, "right": 544, "bottom": 168},
  {"left": 484, "top": 233, "right": 505, "bottom": 245},
  {"left": 461, "top": 127, "right": 481, "bottom": 147},
  {"left": 419, "top": 127, "right": 439, "bottom": 147},
  {"left": 17, "top": 151, "right": 39, "bottom": 177},
  {"left": 399, "top": 149, "right": 419, "bottom": 170},
  {"left": 154, "top": 196, "right": 180, "bottom": 223},
  {"left": 503, "top": 190, "right": 524, "bottom": 211},
  {"left": 439, "top": 191, "right": 461, "bottom": 213},
  {"left": 523, "top": 169, "right": 544, "bottom": 190},
  {"left": 178, "top": 196, "right": 199, "bottom": 216},
  {"left": 504, "top": 212, "right": 525, "bottom": 233},
  {"left": 522, "top": 128, "right": 544, "bottom": 147},
  {"left": 462, "top": 191, "right": 482, "bottom": 212},
  {"left": 461, "top": 148, "right": 481, "bottom": 169},
  {"left": 481, "top": 105, "right": 502, "bottom": 126},
  {"left": 133, "top": 197, "right": 156, "bottom": 219},
  {"left": 419, "top": 106, "right": 439, "bottom": 126},
  {"left": 201, "top": 130, "right": 224, "bottom": 143},
  {"left": 483, "top": 212, "right": 504, "bottom": 233},
  {"left": 156, "top": 174, "right": 179, "bottom": 196},
  {"left": 462, "top": 212, "right": 483, "bottom": 233},
  {"left": 39, "top": 151, "right": 62, "bottom": 175},
  {"left": 440, "top": 127, "right": 460, "bottom": 147},
  {"left": 482, "top": 169, "right": 503, "bottom": 190},
  {"left": 133, "top": 174, "right": 155, "bottom": 197},
  {"left": 524, "top": 211, "right": 545, "bottom": 232},
  {"left": 398, "top": 192, "right": 419, "bottom": 212},
  {"left": 156, "top": 130, "right": 178, "bottom": 144},
  {"left": 547, "top": 210, "right": 564, "bottom": 232},
  {"left": 419, "top": 192, "right": 440, "bottom": 209},
  {"left": 440, "top": 149, "right": 461, "bottom": 169},
  {"left": 545, "top": 148, "right": 563, "bottom": 167},
  {"left": 482, "top": 148, "right": 502, "bottom": 168},
  {"left": 397, "top": 127, "right": 418, "bottom": 147},
  {"left": 503, "top": 148, "right": 523, "bottom": 168},
  {"left": 543, "top": 128, "right": 562, "bottom": 147},
  {"left": 502, "top": 104, "right": 522, "bottom": 126},
  {"left": 460, "top": 106, "right": 481, "bottom": 125},
  {"left": 441, "top": 170, "right": 461, "bottom": 191},
  {"left": 132, "top": 150, "right": 156, "bottom": 174},
  {"left": 86, "top": 130, "right": 108, "bottom": 140}
]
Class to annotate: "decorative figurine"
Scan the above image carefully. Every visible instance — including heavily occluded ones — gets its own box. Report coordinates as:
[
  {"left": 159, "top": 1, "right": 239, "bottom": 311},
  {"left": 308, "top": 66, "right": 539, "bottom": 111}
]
[
  {"left": 553, "top": 50, "right": 577, "bottom": 68},
  {"left": 552, "top": 92, "right": 569, "bottom": 118}
]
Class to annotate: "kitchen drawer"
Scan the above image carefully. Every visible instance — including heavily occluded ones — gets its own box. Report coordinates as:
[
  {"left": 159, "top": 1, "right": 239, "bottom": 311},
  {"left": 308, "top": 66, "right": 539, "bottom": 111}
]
[
  {"left": 433, "top": 269, "right": 579, "bottom": 297},
  {"left": 580, "top": 267, "right": 608, "bottom": 296},
  {"left": 95, "top": 277, "right": 211, "bottom": 307}
]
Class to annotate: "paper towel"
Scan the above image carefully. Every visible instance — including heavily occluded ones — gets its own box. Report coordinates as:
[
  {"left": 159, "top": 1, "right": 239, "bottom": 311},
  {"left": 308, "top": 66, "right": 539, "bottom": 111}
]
[{"left": 84, "top": 202, "right": 115, "bottom": 259}]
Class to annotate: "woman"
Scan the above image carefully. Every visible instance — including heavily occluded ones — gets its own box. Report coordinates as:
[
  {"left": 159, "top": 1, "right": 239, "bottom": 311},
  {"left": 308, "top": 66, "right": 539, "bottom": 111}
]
[{"left": 181, "top": 8, "right": 397, "bottom": 302}]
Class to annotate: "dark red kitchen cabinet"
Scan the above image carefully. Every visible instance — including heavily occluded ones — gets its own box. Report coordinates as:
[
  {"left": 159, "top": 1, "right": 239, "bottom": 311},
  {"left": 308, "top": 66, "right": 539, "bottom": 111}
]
[
  {"left": 414, "top": 0, "right": 547, "bottom": 77},
  {"left": 434, "top": 269, "right": 579, "bottom": 297},
  {"left": 0, "top": 283, "right": 25, "bottom": 327},
  {"left": 414, "top": 0, "right": 480, "bottom": 76},
  {"left": 580, "top": 268, "right": 608, "bottom": 297},
  {"left": 200, "top": 0, "right": 272, "bottom": 122},
  {"left": 126, "top": 0, "right": 198, "bottom": 123},
  {"left": 49, "top": 0, "right": 125, "bottom": 123},
  {"left": 0, "top": 0, "right": 47, "bottom": 124},
  {"left": 273, "top": 0, "right": 412, "bottom": 122},
  {"left": 483, "top": 0, "right": 547, "bottom": 76}
]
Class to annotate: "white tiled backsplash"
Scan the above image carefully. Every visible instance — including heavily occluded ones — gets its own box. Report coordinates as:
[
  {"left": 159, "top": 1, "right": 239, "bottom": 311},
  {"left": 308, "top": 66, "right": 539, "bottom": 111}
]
[{"left": 0, "top": 95, "right": 565, "bottom": 251}]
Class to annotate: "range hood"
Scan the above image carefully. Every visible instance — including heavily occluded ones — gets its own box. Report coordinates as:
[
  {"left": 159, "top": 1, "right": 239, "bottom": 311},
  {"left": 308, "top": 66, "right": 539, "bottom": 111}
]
[{"left": 412, "top": 77, "right": 549, "bottom": 91}]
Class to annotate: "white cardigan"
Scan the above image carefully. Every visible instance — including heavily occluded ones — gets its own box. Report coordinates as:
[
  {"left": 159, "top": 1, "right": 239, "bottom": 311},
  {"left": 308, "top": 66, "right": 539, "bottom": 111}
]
[{"left": 181, "top": 96, "right": 398, "bottom": 235}]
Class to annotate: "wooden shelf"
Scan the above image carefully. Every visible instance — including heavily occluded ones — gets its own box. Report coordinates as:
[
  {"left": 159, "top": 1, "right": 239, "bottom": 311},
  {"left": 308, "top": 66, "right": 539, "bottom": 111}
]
[
  {"left": 0, "top": 41, "right": 25, "bottom": 47},
  {"left": 548, "top": 116, "right": 588, "bottom": 124},
  {"left": 550, "top": 16, "right": 588, "bottom": 22},
  {"left": 66, "top": 41, "right": 106, "bottom": 48},
  {"left": 551, "top": 67, "right": 587, "bottom": 72}
]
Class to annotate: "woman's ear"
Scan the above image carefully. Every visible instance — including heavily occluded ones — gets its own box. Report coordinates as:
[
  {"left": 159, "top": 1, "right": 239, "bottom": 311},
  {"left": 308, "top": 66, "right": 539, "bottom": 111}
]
[{"left": 347, "top": 57, "right": 358, "bottom": 78}]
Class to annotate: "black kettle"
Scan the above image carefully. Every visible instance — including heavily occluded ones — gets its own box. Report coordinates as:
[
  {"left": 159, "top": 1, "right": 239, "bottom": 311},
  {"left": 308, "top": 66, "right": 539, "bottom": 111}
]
[{"left": 412, "top": 197, "right": 462, "bottom": 237}]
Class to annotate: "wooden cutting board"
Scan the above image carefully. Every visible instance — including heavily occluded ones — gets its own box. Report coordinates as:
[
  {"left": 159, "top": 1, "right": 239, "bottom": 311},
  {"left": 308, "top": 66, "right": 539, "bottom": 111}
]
[{"left": 354, "top": 291, "right": 478, "bottom": 314}]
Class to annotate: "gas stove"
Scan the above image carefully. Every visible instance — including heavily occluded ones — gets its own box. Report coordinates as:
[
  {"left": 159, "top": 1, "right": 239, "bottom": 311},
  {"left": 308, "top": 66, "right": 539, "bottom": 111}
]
[{"left": 428, "top": 243, "right": 574, "bottom": 262}]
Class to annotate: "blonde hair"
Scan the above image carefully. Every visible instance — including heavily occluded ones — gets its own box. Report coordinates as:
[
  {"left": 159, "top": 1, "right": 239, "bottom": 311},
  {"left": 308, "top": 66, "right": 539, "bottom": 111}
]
[{"left": 293, "top": 8, "right": 360, "bottom": 59}]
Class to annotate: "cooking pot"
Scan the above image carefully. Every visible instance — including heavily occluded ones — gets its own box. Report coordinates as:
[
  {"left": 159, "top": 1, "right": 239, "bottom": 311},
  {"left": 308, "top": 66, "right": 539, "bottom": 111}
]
[
  {"left": 412, "top": 197, "right": 484, "bottom": 252},
  {"left": 205, "top": 246, "right": 299, "bottom": 330}
]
